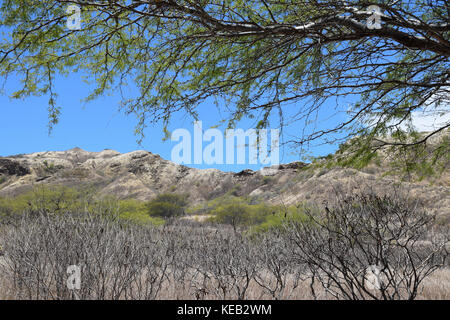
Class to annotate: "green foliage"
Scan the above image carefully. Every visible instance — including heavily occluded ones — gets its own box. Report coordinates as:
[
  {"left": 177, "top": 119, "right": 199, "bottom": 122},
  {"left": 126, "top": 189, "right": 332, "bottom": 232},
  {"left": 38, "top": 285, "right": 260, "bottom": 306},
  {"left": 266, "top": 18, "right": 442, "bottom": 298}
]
[
  {"left": 0, "top": 186, "right": 165, "bottom": 226},
  {"left": 146, "top": 202, "right": 184, "bottom": 219},
  {"left": 201, "top": 195, "right": 282, "bottom": 231},
  {"left": 145, "top": 193, "right": 188, "bottom": 219},
  {"left": 228, "top": 183, "right": 242, "bottom": 196},
  {"left": 0, "top": 0, "right": 447, "bottom": 174},
  {"left": 261, "top": 176, "right": 273, "bottom": 185},
  {"left": 1, "top": 186, "right": 91, "bottom": 215},
  {"left": 153, "top": 193, "right": 188, "bottom": 207},
  {"left": 203, "top": 194, "right": 313, "bottom": 233},
  {"left": 209, "top": 198, "right": 252, "bottom": 230},
  {"left": 0, "top": 186, "right": 91, "bottom": 223},
  {"left": 190, "top": 194, "right": 244, "bottom": 215},
  {"left": 318, "top": 129, "right": 450, "bottom": 182},
  {"left": 117, "top": 199, "right": 165, "bottom": 226},
  {"left": 0, "top": 197, "right": 14, "bottom": 221},
  {"left": 249, "top": 205, "right": 311, "bottom": 234},
  {"left": 316, "top": 168, "right": 329, "bottom": 177},
  {"left": 383, "top": 132, "right": 450, "bottom": 181},
  {"left": 41, "top": 160, "right": 63, "bottom": 174}
]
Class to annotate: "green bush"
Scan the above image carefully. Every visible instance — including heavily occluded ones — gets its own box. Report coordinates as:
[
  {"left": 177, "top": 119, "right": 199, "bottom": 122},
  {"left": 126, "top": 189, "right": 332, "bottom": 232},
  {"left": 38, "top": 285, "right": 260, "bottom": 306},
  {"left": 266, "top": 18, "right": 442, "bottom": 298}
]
[
  {"left": 0, "top": 186, "right": 89, "bottom": 215},
  {"left": 207, "top": 196, "right": 281, "bottom": 231},
  {"left": 0, "top": 186, "right": 165, "bottom": 227},
  {"left": 152, "top": 193, "right": 188, "bottom": 207},
  {"left": 262, "top": 176, "right": 273, "bottom": 185},
  {"left": 117, "top": 199, "right": 165, "bottom": 226},
  {"left": 250, "top": 205, "right": 310, "bottom": 234},
  {"left": 145, "top": 193, "right": 188, "bottom": 219},
  {"left": 210, "top": 200, "right": 250, "bottom": 231},
  {"left": 191, "top": 194, "right": 253, "bottom": 215}
]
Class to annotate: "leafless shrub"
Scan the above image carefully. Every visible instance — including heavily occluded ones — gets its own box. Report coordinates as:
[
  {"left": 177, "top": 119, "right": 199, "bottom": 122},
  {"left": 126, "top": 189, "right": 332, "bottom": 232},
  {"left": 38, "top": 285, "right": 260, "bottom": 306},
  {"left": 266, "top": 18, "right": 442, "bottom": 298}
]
[
  {"left": 283, "top": 192, "right": 449, "bottom": 300},
  {"left": 0, "top": 212, "right": 171, "bottom": 300},
  {"left": 252, "top": 231, "right": 304, "bottom": 299},
  {"left": 187, "top": 229, "right": 259, "bottom": 300},
  {"left": 0, "top": 191, "right": 447, "bottom": 300}
]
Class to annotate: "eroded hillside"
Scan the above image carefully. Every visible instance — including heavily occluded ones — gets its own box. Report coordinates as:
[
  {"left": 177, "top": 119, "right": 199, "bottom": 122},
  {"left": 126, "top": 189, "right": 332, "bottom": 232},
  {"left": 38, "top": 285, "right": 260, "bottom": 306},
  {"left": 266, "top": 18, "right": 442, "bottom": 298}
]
[{"left": 0, "top": 147, "right": 448, "bottom": 219}]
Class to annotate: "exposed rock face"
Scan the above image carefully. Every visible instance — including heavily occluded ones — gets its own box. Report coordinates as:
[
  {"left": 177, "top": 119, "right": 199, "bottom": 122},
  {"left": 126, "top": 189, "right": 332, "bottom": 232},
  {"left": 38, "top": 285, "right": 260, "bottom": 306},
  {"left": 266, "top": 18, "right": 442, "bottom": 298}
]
[
  {"left": 0, "top": 148, "right": 448, "bottom": 218},
  {"left": 277, "top": 162, "right": 308, "bottom": 170},
  {"left": 234, "top": 169, "right": 255, "bottom": 177},
  {"left": 0, "top": 149, "right": 234, "bottom": 202},
  {"left": 0, "top": 159, "right": 30, "bottom": 176}
]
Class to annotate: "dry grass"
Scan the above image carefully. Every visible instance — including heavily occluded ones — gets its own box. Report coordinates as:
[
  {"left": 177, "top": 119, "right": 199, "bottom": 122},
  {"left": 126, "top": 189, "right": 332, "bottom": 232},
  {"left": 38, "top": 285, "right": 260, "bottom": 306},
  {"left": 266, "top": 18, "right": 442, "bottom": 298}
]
[
  {"left": 1, "top": 264, "right": 448, "bottom": 300},
  {"left": 416, "top": 269, "right": 450, "bottom": 300}
]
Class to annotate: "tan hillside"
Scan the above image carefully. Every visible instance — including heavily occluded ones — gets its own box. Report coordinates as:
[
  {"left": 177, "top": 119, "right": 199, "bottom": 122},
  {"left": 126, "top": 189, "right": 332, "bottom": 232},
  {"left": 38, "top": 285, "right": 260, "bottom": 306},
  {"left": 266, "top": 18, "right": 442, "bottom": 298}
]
[{"left": 0, "top": 147, "right": 448, "bottom": 219}]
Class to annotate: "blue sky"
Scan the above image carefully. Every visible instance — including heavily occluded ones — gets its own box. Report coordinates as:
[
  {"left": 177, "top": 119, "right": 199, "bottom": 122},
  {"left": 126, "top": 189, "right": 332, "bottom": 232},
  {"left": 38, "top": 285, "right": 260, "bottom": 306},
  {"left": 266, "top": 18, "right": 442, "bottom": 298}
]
[
  {"left": 0, "top": 70, "right": 348, "bottom": 172},
  {"left": 1, "top": 2, "right": 446, "bottom": 172},
  {"left": 0, "top": 3, "right": 350, "bottom": 171}
]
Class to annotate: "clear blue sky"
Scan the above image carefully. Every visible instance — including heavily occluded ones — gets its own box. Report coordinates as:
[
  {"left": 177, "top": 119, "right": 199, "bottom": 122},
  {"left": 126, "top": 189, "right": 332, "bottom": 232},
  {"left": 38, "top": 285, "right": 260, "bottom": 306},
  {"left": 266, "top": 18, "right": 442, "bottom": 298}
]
[{"left": 0, "top": 71, "right": 345, "bottom": 172}]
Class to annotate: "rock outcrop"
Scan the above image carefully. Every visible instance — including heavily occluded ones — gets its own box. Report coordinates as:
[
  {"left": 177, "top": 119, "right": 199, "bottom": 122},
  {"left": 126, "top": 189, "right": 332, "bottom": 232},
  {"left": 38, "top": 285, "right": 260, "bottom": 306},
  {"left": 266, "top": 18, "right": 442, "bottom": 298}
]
[{"left": 0, "top": 159, "right": 30, "bottom": 176}]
